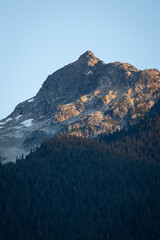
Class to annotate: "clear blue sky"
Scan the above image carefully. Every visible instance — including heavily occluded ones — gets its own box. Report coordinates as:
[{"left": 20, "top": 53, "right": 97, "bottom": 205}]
[{"left": 0, "top": 0, "right": 160, "bottom": 120}]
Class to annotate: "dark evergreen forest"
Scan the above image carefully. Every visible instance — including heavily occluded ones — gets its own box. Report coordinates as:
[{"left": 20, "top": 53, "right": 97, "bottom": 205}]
[{"left": 0, "top": 110, "right": 160, "bottom": 240}]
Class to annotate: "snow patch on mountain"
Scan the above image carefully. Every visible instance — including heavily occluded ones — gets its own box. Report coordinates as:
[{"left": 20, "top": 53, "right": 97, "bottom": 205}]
[
  {"left": 5, "top": 118, "right": 12, "bottom": 122},
  {"left": 15, "top": 115, "right": 22, "bottom": 120},
  {"left": 0, "top": 118, "right": 12, "bottom": 125},
  {"left": 21, "top": 119, "right": 34, "bottom": 127},
  {"left": 87, "top": 70, "right": 93, "bottom": 75},
  {"left": 15, "top": 126, "right": 22, "bottom": 129},
  {"left": 28, "top": 98, "right": 34, "bottom": 103}
]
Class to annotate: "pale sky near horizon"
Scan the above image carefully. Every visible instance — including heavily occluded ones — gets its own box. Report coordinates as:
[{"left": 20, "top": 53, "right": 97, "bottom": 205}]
[{"left": 0, "top": 0, "right": 160, "bottom": 120}]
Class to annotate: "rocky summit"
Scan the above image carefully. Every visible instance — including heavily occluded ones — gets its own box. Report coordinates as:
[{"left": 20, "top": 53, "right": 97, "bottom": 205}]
[{"left": 0, "top": 51, "right": 160, "bottom": 162}]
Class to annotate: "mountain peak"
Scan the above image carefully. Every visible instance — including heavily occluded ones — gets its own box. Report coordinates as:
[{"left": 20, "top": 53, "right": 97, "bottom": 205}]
[
  {"left": 77, "top": 50, "right": 102, "bottom": 66},
  {"left": 1, "top": 50, "right": 160, "bottom": 163},
  {"left": 81, "top": 50, "right": 95, "bottom": 58}
]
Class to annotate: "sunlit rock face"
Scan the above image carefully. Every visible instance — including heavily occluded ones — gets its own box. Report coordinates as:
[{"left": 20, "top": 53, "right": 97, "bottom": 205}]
[{"left": 0, "top": 50, "right": 160, "bottom": 162}]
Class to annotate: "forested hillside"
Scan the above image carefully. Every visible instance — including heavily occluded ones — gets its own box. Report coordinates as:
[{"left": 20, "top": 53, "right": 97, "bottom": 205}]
[
  {"left": 0, "top": 128, "right": 160, "bottom": 239},
  {"left": 100, "top": 106, "right": 160, "bottom": 163}
]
